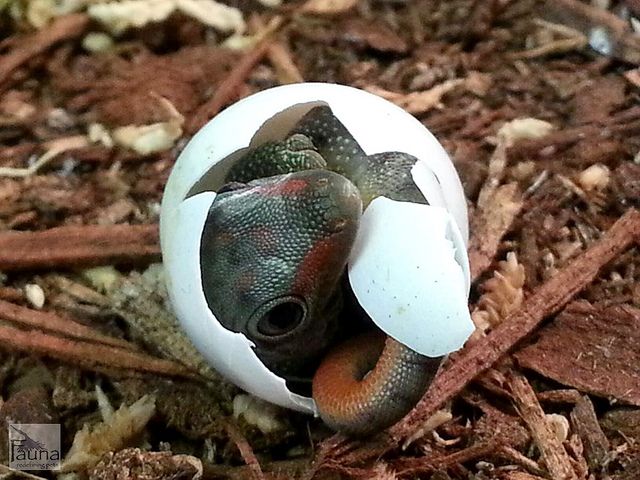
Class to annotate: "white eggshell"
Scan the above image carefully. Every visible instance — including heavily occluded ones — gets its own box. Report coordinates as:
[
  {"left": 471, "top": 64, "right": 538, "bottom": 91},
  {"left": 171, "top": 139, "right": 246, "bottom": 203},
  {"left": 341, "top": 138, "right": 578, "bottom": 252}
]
[
  {"left": 348, "top": 198, "right": 474, "bottom": 357},
  {"left": 160, "top": 83, "right": 471, "bottom": 413}
]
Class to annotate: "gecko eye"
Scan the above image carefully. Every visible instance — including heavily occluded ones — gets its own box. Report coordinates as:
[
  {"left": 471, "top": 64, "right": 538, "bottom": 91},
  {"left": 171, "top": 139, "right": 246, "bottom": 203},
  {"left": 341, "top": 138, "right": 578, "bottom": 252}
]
[{"left": 256, "top": 299, "right": 306, "bottom": 337}]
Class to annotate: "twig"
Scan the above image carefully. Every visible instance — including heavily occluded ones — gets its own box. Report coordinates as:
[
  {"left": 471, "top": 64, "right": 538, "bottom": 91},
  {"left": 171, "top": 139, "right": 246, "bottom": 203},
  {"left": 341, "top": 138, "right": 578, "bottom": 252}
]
[
  {"left": 0, "top": 322, "right": 196, "bottom": 379},
  {"left": 0, "top": 299, "right": 133, "bottom": 350},
  {"left": 0, "top": 14, "right": 89, "bottom": 91},
  {"left": 224, "top": 422, "right": 265, "bottom": 480},
  {"left": 509, "top": 36, "right": 588, "bottom": 60},
  {"left": 0, "top": 135, "right": 88, "bottom": 178},
  {"left": 506, "top": 370, "right": 577, "bottom": 480},
  {"left": 497, "top": 445, "right": 547, "bottom": 477},
  {"left": 187, "top": 39, "right": 272, "bottom": 134},
  {"left": 267, "top": 39, "right": 304, "bottom": 84},
  {"left": 0, "top": 224, "right": 160, "bottom": 271},
  {"left": 392, "top": 441, "right": 499, "bottom": 477},
  {"left": 391, "top": 208, "right": 640, "bottom": 442}
]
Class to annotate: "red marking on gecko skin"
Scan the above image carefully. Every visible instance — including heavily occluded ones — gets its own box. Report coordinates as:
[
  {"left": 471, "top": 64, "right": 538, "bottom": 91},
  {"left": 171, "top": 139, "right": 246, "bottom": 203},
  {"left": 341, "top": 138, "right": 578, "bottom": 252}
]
[
  {"left": 292, "top": 237, "right": 341, "bottom": 293},
  {"left": 256, "top": 179, "right": 310, "bottom": 197}
]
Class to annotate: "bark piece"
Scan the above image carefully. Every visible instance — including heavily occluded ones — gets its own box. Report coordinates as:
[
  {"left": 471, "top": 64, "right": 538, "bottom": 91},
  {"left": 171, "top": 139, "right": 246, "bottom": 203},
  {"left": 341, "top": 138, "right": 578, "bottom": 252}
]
[
  {"left": 0, "top": 224, "right": 160, "bottom": 271},
  {"left": 506, "top": 371, "right": 577, "bottom": 480},
  {"left": 515, "top": 301, "right": 640, "bottom": 406},
  {"left": 570, "top": 395, "right": 609, "bottom": 471}
]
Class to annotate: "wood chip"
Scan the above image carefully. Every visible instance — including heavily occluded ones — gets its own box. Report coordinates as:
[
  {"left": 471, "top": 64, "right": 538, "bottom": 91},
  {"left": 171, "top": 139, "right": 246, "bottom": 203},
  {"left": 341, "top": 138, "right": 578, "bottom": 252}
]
[
  {"left": 0, "top": 224, "right": 160, "bottom": 271},
  {"left": 500, "top": 472, "right": 548, "bottom": 480},
  {"left": 506, "top": 370, "right": 578, "bottom": 480},
  {"left": 537, "top": 389, "right": 583, "bottom": 405},
  {"left": 469, "top": 183, "right": 523, "bottom": 281},
  {"left": 515, "top": 301, "right": 640, "bottom": 406},
  {"left": 391, "top": 208, "right": 640, "bottom": 442},
  {"left": 341, "top": 18, "right": 408, "bottom": 53},
  {"left": 0, "top": 14, "right": 89, "bottom": 91},
  {"left": 300, "top": 0, "right": 359, "bottom": 15},
  {"left": 267, "top": 40, "right": 304, "bottom": 84},
  {"left": 187, "top": 39, "right": 272, "bottom": 134},
  {"left": 570, "top": 395, "right": 610, "bottom": 470},
  {"left": 365, "top": 80, "right": 466, "bottom": 115}
]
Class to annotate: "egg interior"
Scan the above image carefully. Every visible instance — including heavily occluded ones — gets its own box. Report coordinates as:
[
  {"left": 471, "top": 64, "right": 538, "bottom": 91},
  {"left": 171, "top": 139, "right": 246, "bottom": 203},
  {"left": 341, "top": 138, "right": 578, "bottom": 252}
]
[{"left": 160, "top": 83, "right": 473, "bottom": 413}]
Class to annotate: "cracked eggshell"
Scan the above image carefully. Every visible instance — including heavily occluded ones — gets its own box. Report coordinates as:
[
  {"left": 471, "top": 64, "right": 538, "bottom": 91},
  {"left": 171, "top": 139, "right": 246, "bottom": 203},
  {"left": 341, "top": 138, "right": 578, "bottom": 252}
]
[{"left": 160, "top": 83, "right": 472, "bottom": 414}]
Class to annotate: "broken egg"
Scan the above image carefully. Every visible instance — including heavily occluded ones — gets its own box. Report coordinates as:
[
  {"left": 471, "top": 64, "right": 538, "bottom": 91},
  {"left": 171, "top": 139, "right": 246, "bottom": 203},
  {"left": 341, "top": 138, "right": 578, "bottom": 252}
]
[{"left": 160, "top": 83, "right": 474, "bottom": 415}]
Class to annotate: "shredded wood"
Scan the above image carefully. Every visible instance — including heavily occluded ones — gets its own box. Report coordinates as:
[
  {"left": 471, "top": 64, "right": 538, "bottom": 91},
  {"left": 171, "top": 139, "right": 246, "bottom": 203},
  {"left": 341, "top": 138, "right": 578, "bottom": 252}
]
[
  {"left": 300, "top": 0, "right": 359, "bottom": 15},
  {"left": 187, "top": 38, "right": 273, "bottom": 133},
  {"left": 506, "top": 370, "right": 578, "bottom": 480},
  {"left": 112, "top": 97, "right": 184, "bottom": 155},
  {"left": 472, "top": 252, "right": 526, "bottom": 331},
  {"left": 88, "top": 0, "right": 245, "bottom": 35},
  {"left": 570, "top": 396, "right": 610, "bottom": 470},
  {"left": 0, "top": 298, "right": 130, "bottom": 349},
  {"left": 225, "top": 422, "right": 266, "bottom": 480},
  {"left": 469, "top": 183, "right": 523, "bottom": 281},
  {"left": 61, "top": 393, "right": 156, "bottom": 472},
  {"left": 232, "top": 394, "right": 286, "bottom": 435}
]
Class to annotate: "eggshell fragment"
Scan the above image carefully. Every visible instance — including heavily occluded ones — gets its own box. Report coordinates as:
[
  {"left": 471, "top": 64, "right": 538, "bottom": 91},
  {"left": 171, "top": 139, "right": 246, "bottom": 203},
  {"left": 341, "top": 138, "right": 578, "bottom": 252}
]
[{"left": 348, "top": 198, "right": 474, "bottom": 357}]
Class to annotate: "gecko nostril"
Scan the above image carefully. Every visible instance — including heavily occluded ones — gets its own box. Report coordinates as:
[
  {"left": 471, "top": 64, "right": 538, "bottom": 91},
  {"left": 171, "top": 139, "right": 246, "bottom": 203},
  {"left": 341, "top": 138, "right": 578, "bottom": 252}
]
[
  {"left": 315, "top": 177, "right": 329, "bottom": 188},
  {"left": 257, "top": 301, "right": 305, "bottom": 337}
]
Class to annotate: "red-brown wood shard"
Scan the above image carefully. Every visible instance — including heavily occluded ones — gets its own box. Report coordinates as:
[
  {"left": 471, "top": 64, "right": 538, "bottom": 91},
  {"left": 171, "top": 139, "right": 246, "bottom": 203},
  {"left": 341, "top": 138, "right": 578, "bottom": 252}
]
[
  {"left": 515, "top": 301, "right": 640, "bottom": 407},
  {"left": 0, "top": 224, "right": 160, "bottom": 271}
]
